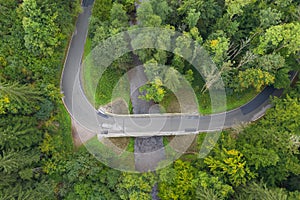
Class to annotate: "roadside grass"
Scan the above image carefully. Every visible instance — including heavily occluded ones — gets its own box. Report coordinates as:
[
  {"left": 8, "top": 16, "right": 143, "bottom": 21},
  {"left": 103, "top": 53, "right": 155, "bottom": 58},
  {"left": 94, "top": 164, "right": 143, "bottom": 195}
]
[
  {"left": 56, "top": 103, "right": 73, "bottom": 152},
  {"left": 83, "top": 37, "right": 92, "bottom": 59},
  {"left": 196, "top": 88, "right": 259, "bottom": 114},
  {"left": 160, "top": 81, "right": 259, "bottom": 115},
  {"left": 82, "top": 37, "right": 131, "bottom": 109},
  {"left": 94, "top": 68, "right": 127, "bottom": 106},
  {"left": 81, "top": 37, "right": 96, "bottom": 103},
  {"left": 83, "top": 136, "right": 135, "bottom": 170},
  {"left": 126, "top": 137, "right": 135, "bottom": 152},
  {"left": 80, "top": 136, "right": 135, "bottom": 154}
]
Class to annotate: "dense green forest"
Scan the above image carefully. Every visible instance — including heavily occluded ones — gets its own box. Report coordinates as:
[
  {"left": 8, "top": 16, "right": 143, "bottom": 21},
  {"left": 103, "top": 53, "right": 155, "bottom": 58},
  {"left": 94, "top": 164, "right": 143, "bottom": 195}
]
[{"left": 1, "top": 0, "right": 300, "bottom": 199}]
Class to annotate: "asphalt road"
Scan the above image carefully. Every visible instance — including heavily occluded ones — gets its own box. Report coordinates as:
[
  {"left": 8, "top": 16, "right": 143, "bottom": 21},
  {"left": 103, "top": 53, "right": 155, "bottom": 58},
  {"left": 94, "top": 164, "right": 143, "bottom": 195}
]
[{"left": 61, "top": 1, "right": 295, "bottom": 137}]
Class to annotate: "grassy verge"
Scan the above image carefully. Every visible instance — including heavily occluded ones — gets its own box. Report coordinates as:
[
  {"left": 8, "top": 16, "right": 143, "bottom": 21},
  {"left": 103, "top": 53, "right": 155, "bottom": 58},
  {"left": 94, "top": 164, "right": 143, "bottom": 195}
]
[
  {"left": 197, "top": 88, "right": 259, "bottom": 114},
  {"left": 126, "top": 137, "right": 135, "bottom": 152},
  {"left": 56, "top": 103, "right": 73, "bottom": 152},
  {"left": 83, "top": 136, "right": 135, "bottom": 170},
  {"left": 80, "top": 136, "right": 135, "bottom": 154},
  {"left": 82, "top": 38, "right": 131, "bottom": 108},
  {"left": 94, "top": 68, "right": 126, "bottom": 106},
  {"left": 83, "top": 36, "right": 92, "bottom": 59},
  {"left": 81, "top": 37, "right": 96, "bottom": 103},
  {"left": 161, "top": 87, "right": 259, "bottom": 115}
]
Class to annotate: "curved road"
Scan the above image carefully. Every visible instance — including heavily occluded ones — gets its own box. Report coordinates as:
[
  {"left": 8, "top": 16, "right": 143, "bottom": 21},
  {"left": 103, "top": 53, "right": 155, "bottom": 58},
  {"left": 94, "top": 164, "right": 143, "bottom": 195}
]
[{"left": 61, "top": 1, "right": 297, "bottom": 137}]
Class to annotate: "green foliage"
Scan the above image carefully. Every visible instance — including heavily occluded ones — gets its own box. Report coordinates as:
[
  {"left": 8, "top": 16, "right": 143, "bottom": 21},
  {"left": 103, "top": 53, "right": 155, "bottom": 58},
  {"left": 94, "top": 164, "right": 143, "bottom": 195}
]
[
  {"left": 0, "top": 82, "right": 42, "bottom": 115},
  {"left": 139, "top": 77, "right": 166, "bottom": 103},
  {"left": 236, "top": 68, "right": 275, "bottom": 92},
  {"left": 1, "top": 0, "right": 298, "bottom": 198},
  {"left": 21, "top": 0, "right": 63, "bottom": 57},
  {"left": 0, "top": 149, "right": 39, "bottom": 174},
  {"left": 34, "top": 99, "right": 54, "bottom": 121},
  {"left": 94, "top": 68, "right": 125, "bottom": 106},
  {"left": 150, "top": 0, "right": 171, "bottom": 23},
  {"left": 255, "top": 22, "right": 300, "bottom": 56},
  {"left": 225, "top": 0, "right": 255, "bottom": 19},
  {"left": 204, "top": 148, "right": 256, "bottom": 187},
  {"left": 264, "top": 95, "right": 300, "bottom": 134},
  {"left": 0, "top": 0, "right": 80, "bottom": 197},
  {"left": 234, "top": 181, "right": 292, "bottom": 200},
  {"left": 184, "top": 69, "right": 194, "bottom": 84},
  {"left": 158, "top": 160, "right": 196, "bottom": 199},
  {"left": 110, "top": 3, "right": 129, "bottom": 29},
  {"left": 196, "top": 171, "right": 234, "bottom": 198},
  {"left": 116, "top": 172, "right": 156, "bottom": 200},
  {"left": 235, "top": 94, "right": 300, "bottom": 186},
  {"left": 0, "top": 115, "right": 42, "bottom": 149},
  {"left": 259, "top": 7, "right": 282, "bottom": 28},
  {"left": 92, "top": 0, "right": 112, "bottom": 21},
  {"left": 205, "top": 31, "right": 230, "bottom": 66},
  {"left": 185, "top": 9, "right": 200, "bottom": 28},
  {"left": 137, "top": 1, "right": 162, "bottom": 27},
  {"left": 164, "top": 67, "right": 181, "bottom": 92}
]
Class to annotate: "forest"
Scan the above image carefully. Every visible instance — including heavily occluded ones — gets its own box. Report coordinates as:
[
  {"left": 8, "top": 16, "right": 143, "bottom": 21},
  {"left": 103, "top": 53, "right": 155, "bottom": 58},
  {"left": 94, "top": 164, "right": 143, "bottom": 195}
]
[{"left": 0, "top": 0, "right": 300, "bottom": 199}]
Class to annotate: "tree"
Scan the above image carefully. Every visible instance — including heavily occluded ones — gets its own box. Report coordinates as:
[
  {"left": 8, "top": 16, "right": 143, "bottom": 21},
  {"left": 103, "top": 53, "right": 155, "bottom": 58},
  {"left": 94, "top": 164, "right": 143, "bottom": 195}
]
[
  {"left": 185, "top": 9, "right": 200, "bottom": 28},
  {"left": 234, "top": 94, "right": 300, "bottom": 186},
  {"left": 21, "top": 0, "right": 63, "bottom": 57},
  {"left": 0, "top": 149, "right": 39, "bottom": 174},
  {"left": 158, "top": 160, "right": 196, "bottom": 200},
  {"left": 255, "top": 22, "right": 300, "bottom": 56},
  {"left": 110, "top": 3, "right": 129, "bottom": 29},
  {"left": 0, "top": 116, "right": 42, "bottom": 149},
  {"left": 0, "top": 82, "right": 42, "bottom": 115},
  {"left": 195, "top": 171, "right": 234, "bottom": 199},
  {"left": 116, "top": 172, "right": 156, "bottom": 200},
  {"left": 91, "top": 0, "right": 112, "bottom": 21},
  {"left": 235, "top": 68, "right": 275, "bottom": 92},
  {"left": 137, "top": 1, "right": 162, "bottom": 27},
  {"left": 139, "top": 77, "right": 165, "bottom": 103},
  {"left": 255, "top": 53, "right": 290, "bottom": 89},
  {"left": 263, "top": 95, "right": 300, "bottom": 134},
  {"left": 150, "top": 0, "right": 171, "bottom": 23},
  {"left": 144, "top": 59, "right": 162, "bottom": 81},
  {"left": 233, "top": 181, "right": 292, "bottom": 200},
  {"left": 205, "top": 31, "right": 230, "bottom": 66},
  {"left": 225, "top": 0, "right": 254, "bottom": 19},
  {"left": 204, "top": 148, "right": 256, "bottom": 187},
  {"left": 259, "top": 7, "right": 282, "bottom": 29}
]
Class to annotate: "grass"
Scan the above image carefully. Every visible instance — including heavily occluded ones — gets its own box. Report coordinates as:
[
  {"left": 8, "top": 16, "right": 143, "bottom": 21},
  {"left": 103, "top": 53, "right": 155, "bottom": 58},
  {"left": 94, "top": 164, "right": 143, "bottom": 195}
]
[
  {"left": 160, "top": 84, "right": 259, "bottom": 115},
  {"left": 196, "top": 88, "right": 259, "bottom": 114},
  {"left": 126, "top": 137, "right": 135, "bottom": 152},
  {"left": 82, "top": 136, "right": 135, "bottom": 154},
  {"left": 56, "top": 103, "right": 74, "bottom": 152},
  {"left": 94, "top": 68, "right": 127, "bottom": 106},
  {"left": 83, "top": 37, "right": 92, "bottom": 59},
  {"left": 83, "top": 136, "right": 135, "bottom": 170},
  {"left": 82, "top": 38, "right": 131, "bottom": 109}
]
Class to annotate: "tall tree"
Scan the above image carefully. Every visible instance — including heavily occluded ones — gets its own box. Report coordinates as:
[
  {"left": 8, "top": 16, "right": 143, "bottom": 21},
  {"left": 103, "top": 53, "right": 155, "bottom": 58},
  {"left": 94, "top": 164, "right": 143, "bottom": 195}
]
[
  {"left": 110, "top": 3, "right": 129, "bottom": 29},
  {"left": 204, "top": 148, "right": 256, "bottom": 187},
  {"left": 0, "top": 82, "right": 42, "bottom": 114},
  {"left": 0, "top": 116, "right": 42, "bottom": 149},
  {"left": 255, "top": 22, "right": 300, "bottom": 56},
  {"left": 21, "top": 0, "right": 63, "bottom": 57},
  {"left": 137, "top": 1, "right": 162, "bottom": 27}
]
